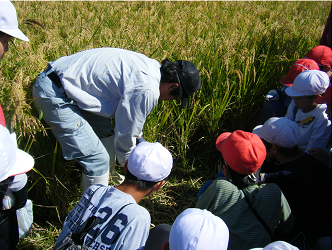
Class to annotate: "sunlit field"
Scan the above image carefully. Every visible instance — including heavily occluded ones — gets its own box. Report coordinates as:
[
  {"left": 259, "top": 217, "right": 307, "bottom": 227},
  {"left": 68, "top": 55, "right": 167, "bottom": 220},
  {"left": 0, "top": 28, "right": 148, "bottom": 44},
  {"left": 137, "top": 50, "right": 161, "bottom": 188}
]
[{"left": 0, "top": 1, "right": 330, "bottom": 249}]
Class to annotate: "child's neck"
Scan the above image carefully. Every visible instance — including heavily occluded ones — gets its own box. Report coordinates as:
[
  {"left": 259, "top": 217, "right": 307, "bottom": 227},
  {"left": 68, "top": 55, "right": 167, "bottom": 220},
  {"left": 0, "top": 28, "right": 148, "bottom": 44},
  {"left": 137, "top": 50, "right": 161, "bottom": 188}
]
[{"left": 302, "top": 103, "right": 318, "bottom": 113}]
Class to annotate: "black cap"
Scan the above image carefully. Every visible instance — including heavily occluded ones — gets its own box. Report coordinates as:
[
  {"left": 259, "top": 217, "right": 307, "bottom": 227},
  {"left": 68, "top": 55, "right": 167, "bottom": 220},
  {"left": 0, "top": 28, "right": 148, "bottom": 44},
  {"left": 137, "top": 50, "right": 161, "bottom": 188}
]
[{"left": 174, "top": 60, "right": 201, "bottom": 109}]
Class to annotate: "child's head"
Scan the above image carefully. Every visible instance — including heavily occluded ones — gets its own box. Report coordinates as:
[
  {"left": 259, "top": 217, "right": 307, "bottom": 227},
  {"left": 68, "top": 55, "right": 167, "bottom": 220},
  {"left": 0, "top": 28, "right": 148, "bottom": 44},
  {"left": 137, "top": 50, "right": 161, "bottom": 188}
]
[
  {"left": 0, "top": 1, "right": 29, "bottom": 58},
  {"left": 215, "top": 130, "right": 266, "bottom": 187},
  {"left": 285, "top": 70, "right": 329, "bottom": 113},
  {"left": 280, "top": 58, "right": 319, "bottom": 87},
  {"left": 253, "top": 117, "right": 301, "bottom": 160},
  {"left": 305, "top": 45, "right": 332, "bottom": 77},
  {"left": 0, "top": 125, "right": 34, "bottom": 182},
  {"left": 166, "top": 208, "right": 229, "bottom": 250},
  {"left": 123, "top": 142, "right": 173, "bottom": 192}
]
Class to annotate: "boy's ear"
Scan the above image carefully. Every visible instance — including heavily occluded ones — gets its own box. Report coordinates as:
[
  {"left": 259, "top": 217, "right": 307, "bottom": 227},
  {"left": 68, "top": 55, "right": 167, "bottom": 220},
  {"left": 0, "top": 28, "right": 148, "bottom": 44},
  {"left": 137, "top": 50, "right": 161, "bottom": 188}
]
[
  {"left": 161, "top": 241, "right": 170, "bottom": 250},
  {"left": 152, "top": 180, "right": 165, "bottom": 192},
  {"left": 169, "top": 82, "right": 179, "bottom": 89},
  {"left": 271, "top": 144, "right": 278, "bottom": 154},
  {"left": 123, "top": 161, "right": 128, "bottom": 174}
]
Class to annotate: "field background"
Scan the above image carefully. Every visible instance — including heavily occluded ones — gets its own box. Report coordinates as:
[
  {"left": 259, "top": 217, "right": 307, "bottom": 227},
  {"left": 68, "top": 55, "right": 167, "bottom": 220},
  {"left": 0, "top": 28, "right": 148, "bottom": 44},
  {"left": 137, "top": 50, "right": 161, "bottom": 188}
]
[{"left": 0, "top": 1, "right": 330, "bottom": 249}]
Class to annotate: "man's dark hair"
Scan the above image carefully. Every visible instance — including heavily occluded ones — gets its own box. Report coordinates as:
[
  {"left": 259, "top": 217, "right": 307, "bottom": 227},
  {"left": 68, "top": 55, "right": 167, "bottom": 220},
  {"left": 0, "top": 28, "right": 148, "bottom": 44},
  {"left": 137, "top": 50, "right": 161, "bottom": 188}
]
[
  {"left": 160, "top": 58, "right": 183, "bottom": 97},
  {"left": 220, "top": 154, "right": 261, "bottom": 188},
  {"left": 261, "top": 139, "right": 301, "bottom": 157},
  {"left": 123, "top": 170, "right": 159, "bottom": 192}
]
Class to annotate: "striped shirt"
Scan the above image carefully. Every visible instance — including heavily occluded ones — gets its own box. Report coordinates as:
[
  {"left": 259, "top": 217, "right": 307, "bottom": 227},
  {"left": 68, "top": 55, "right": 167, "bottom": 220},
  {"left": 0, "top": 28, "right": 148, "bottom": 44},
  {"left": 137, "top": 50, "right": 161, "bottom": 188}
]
[{"left": 196, "top": 177, "right": 291, "bottom": 250}]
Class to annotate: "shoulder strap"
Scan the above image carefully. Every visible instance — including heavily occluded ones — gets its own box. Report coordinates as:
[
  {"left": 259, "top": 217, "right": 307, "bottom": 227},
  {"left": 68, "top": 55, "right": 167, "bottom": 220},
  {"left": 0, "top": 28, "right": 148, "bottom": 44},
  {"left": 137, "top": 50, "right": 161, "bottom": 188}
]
[
  {"left": 292, "top": 105, "right": 298, "bottom": 121},
  {"left": 74, "top": 186, "right": 102, "bottom": 232},
  {"left": 0, "top": 176, "right": 14, "bottom": 208},
  {"left": 241, "top": 189, "right": 273, "bottom": 240}
]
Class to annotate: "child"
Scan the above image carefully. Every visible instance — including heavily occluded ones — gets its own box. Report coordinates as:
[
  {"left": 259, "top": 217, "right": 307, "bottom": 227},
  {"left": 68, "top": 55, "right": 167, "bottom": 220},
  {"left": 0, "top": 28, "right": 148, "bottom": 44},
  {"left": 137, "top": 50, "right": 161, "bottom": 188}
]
[
  {"left": 253, "top": 117, "right": 331, "bottom": 245},
  {"left": 305, "top": 45, "right": 332, "bottom": 78},
  {"left": 0, "top": 125, "right": 34, "bottom": 250},
  {"left": 0, "top": 0, "right": 29, "bottom": 59},
  {"left": 259, "top": 59, "right": 319, "bottom": 124},
  {"left": 54, "top": 142, "right": 173, "bottom": 250},
  {"left": 161, "top": 208, "right": 229, "bottom": 250},
  {"left": 196, "top": 130, "right": 293, "bottom": 250},
  {"left": 0, "top": 0, "right": 29, "bottom": 125},
  {"left": 284, "top": 70, "right": 330, "bottom": 152}
]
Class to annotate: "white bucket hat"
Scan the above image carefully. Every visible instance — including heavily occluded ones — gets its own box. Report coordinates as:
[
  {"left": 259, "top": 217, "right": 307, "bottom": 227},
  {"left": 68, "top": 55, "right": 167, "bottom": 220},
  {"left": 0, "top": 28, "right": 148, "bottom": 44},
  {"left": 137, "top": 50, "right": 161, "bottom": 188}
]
[
  {"left": 0, "top": 125, "right": 34, "bottom": 182},
  {"left": 250, "top": 241, "right": 299, "bottom": 250},
  {"left": 285, "top": 70, "right": 329, "bottom": 97},
  {"left": 0, "top": 1, "right": 29, "bottom": 42},
  {"left": 127, "top": 142, "right": 172, "bottom": 182},
  {"left": 253, "top": 117, "right": 301, "bottom": 148},
  {"left": 169, "top": 208, "right": 229, "bottom": 250}
]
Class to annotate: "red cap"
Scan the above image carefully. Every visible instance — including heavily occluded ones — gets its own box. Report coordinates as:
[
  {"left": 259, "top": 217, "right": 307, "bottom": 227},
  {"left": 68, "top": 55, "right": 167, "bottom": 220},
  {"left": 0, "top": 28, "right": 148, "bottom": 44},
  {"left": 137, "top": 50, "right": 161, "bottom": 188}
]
[
  {"left": 305, "top": 45, "right": 332, "bottom": 66},
  {"left": 315, "top": 85, "right": 332, "bottom": 105},
  {"left": 0, "top": 104, "right": 5, "bottom": 127},
  {"left": 215, "top": 130, "right": 266, "bottom": 175},
  {"left": 280, "top": 58, "right": 319, "bottom": 86}
]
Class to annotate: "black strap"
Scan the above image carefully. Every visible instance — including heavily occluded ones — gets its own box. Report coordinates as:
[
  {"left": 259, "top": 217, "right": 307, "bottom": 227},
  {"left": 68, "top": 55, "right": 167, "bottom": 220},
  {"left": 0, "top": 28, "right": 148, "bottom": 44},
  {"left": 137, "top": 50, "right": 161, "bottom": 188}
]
[
  {"left": 47, "top": 71, "right": 63, "bottom": 89},
  {"left": 241, "top": 189, "right": 273, "bottom": 240},
  {"left": 74, "top": 186, "right": 102, "bottom": 233},
  {"left": 292, "top": 105, "right": 298, "bottom": 121},
  {"left": 0, "top": 177, "right": 15, "bottom": 211}
]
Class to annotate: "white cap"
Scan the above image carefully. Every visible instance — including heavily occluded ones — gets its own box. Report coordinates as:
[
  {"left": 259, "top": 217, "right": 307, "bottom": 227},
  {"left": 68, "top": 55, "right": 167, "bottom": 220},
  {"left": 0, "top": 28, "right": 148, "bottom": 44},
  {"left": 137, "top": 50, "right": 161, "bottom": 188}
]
[
  {"left": 0, "top": 1, "right": 29, "bottom": 42},
  {"left": 253, "top": 117, "right": 300, "bottom": 148},
  {"left": 285, "top": 70, "right": 329, "bottom": 97},
  {"left": 0, "top": 125, "right": 34, "bottom": 182},
  {"left": 169, "top": 208, "right": 229, "bottom": 250},
  {"left": 250, "top": 241, "right": 299, "bottom": 250},
  {"left": 127, "top": 142, "right": 172, "bottom": 182}
]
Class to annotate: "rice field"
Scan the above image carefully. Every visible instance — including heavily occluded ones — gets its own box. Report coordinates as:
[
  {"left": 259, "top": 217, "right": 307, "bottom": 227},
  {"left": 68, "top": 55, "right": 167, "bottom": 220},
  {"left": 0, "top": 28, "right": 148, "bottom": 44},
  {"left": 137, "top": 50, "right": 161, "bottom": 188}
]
[{"left": 0, "top": 1, "right": 330, "bottom": 249}]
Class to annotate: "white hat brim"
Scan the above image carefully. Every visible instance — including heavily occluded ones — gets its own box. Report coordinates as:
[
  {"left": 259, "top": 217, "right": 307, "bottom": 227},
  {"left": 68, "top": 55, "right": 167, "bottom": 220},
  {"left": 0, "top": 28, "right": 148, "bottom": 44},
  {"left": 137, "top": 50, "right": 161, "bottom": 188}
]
[
  {"left": 285, "top": 86, "right": 302, "bottom": 97},
  {"left": 6, "top": 147, "right": 34, "bottom": 178},
  {"left": 252, "top": 125, "right": 263, "bottom": 138},
  {"left": 0, "top": 28, "right": 29, "bottom": 42}
]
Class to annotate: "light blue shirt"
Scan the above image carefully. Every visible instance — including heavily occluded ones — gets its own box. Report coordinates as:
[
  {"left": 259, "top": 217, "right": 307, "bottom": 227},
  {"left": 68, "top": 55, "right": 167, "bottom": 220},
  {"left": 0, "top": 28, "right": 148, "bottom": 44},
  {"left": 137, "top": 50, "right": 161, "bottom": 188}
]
[
  {"left": 50, "top": 48, "right": 161, "bottom": 166},
  {"left": 55, "top": 185, "right": 151, "bottom": 250}
]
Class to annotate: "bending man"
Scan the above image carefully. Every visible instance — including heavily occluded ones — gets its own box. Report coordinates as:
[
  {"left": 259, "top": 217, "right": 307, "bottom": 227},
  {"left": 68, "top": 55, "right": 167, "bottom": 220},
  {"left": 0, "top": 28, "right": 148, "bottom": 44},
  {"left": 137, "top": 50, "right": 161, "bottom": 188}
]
[{"left": 32, "top": 48, "right": 201, "bottom": 191}]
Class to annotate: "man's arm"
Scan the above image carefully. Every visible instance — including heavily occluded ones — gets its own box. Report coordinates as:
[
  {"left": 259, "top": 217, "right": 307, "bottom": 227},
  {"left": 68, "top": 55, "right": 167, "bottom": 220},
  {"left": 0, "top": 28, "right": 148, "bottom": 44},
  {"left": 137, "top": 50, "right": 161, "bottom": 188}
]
[{"left": 114, "top": 90, "right": 158, "bottom": 166}]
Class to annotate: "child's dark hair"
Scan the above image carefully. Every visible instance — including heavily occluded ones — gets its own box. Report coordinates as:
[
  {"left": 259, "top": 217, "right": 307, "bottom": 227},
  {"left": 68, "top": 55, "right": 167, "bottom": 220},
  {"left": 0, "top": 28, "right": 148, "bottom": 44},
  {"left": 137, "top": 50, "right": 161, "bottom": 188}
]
[
  {"left": 220, "top": 154, "right": 261, "bottom": 188},
  {"left": 123, "top": 170, "right": 159, "bottom": 192},
  {"left": 0, "top": 31, "right": 5, "bottom": 37},
  {"left": 261, "top": 138, "right": 301, "bottom": 157}
]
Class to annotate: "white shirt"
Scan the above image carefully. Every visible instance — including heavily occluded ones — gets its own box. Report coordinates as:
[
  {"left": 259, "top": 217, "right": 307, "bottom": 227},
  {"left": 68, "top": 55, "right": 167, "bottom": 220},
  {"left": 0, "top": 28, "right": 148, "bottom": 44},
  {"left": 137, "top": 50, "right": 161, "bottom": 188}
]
[
  {"left": 50, "top": 48, "right": 161, "bottom": 166},
  {"left": 285, "top": 100, "right": 331, "bottom": 152}
]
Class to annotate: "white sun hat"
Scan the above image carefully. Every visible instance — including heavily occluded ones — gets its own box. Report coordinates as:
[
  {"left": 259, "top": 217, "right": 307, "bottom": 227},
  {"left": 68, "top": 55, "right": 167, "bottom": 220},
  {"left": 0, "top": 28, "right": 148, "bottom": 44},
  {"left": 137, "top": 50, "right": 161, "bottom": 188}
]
[
  {"left": 0, "top": 125, "right": 34, "bottom": 182},
  {"left": 250, "top": 241, "right": 299, "bottom": 250},
  {"left": 127, "top": 142, "right": 173, "bottom": 182},
  {"left": 285, "top": 70, "right": 329, "bottom": 97},
  {"left": 169, "top": 208, "right": 229, "bottom": 250},
  {"left": 0, "top": 1, "right": 29, "bottom": 42},
  {"left": 253, "top": 117, "right": 301, "bottom": 148}
]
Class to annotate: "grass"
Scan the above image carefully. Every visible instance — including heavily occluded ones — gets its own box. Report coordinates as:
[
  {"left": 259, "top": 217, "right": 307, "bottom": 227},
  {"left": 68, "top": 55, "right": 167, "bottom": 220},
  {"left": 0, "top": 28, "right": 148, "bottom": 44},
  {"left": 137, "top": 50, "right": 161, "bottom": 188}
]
[{"left": 0, "top": 1, "right": 329, "bottom": 249}]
